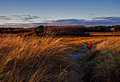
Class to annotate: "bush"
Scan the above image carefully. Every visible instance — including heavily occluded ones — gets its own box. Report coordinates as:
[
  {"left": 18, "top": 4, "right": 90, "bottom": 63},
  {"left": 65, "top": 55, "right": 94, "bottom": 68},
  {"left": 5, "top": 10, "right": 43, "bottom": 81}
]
[{"left": 35, "top": 25, "right": 44, "bottom": 35}]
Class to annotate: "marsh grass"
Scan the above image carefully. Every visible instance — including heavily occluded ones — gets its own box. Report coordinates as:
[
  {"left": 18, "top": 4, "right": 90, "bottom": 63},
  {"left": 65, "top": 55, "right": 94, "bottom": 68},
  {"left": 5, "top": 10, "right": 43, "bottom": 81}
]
[
  {"left": 1, "top": 34, "right": 120, "bottom": 82},
  {"left": 0, "top": 35, "right": 82, "bottom": 82},
  {"left": 77, "top": 37, "right": 120, "bottom": 82}
]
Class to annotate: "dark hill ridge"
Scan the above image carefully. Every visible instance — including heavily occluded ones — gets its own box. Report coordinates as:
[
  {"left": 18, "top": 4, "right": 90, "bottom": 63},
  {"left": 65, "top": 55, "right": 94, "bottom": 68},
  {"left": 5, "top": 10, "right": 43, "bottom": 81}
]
[
  {"left": 0, "top": 25, "right": 90, "bottom": 36},
  {"left": 1, "top": 25, "right": 119, "bottom": 36},
  {"left": 45, "top": 25, "right": 88, "bottom": 36}
]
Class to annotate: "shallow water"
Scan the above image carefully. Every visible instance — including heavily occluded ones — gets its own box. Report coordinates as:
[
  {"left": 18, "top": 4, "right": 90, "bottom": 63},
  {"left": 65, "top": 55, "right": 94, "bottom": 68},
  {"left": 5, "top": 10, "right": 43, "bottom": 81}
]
[{"left": 69, "top": 44, "right": 96, "bottom": 60}]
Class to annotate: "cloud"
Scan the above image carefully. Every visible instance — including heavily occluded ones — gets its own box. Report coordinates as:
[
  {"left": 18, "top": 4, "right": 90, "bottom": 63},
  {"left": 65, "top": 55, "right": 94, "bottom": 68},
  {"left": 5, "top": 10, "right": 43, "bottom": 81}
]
[
  {"left": 92, "top": 17, "right": 120, "bottom": 22},
  {"left": 22, "top": 15, "right": 39, "bottom": 22},
  {"left": 50, "top": 19, "right": 85, "bottom": 22},
  {"left": 49, "top": 19, "right": 86, "bottom": 25},
  {"left": 13, "top": 15, "right": 22, "bottom": 18},
  {"left": 48, "top": 19, "right": 80, "bottom": 26},
  {"left": 13, "top": 15, "right": 40, "bottom": 22},
  {"left": 0, "top": 16, "right": 120, "bottom": 27},
  {"left": 48, "top": 17, "right": 120, "bottom": 26},
  {"left": 0, "top": 16, "right": 10, "bottom": 20}
]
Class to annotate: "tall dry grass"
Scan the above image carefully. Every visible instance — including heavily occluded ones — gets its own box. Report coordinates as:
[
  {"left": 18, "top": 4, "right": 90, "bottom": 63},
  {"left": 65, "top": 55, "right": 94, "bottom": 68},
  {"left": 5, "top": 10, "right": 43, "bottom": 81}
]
[
  {"left": 77, "top": 37, "right": 120, "bottom": 82},
  {"left": 0, "top": 36, "right": 82, "bottom": 82}
]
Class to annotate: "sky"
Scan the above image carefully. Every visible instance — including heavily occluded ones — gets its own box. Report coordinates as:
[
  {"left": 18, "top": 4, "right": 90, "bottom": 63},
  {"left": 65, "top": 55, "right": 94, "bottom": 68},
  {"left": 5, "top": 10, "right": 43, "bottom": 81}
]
[{"left": 0, "top": 0, "right": 120, "bottom": 25}]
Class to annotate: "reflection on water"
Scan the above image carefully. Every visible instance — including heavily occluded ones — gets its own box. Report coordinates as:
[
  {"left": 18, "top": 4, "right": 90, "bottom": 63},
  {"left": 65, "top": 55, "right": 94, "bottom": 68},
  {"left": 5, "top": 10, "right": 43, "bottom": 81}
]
[{"left": 69, "top": 44, "right": 96, "bottom": 60}]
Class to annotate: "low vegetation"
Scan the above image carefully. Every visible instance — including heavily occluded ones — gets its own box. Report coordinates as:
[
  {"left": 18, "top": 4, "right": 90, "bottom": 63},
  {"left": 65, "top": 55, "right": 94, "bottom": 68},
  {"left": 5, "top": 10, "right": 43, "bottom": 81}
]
[
  {"left": 77, "top": 37, "right": 120, "bottom": 82},
  {"left": 0, "top": 25, "right": 120, "bottom": 82},
  {"left": 0, "top": 36, "right": 82, "bottom": 82},
  {"left": 86, "top": 25, "right": 120, "bottom": 32}
]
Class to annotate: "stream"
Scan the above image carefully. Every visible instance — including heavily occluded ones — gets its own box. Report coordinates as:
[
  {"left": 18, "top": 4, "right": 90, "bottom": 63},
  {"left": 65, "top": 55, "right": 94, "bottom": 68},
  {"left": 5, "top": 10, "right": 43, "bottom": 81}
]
[{"left": 69, "top": 44, "right": 97, "bottom": 60}]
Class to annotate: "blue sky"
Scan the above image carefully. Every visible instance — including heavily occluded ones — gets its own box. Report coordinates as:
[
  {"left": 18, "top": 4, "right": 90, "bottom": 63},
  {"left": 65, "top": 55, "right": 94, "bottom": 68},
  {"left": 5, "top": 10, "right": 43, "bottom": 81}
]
[{"left": 0, "top": 0, "right": 120, "bottom": 25}]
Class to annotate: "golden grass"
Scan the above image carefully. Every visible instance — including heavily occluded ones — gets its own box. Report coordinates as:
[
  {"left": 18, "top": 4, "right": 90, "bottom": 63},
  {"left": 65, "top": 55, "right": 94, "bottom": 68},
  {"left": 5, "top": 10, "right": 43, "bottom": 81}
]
[
  {"left": 0, "top": 33, "right": 120, "bottom": 82},
  {"left": 78, "top": 37, "right": 120, "bottom": 82},
  {"left": 89, "top": 32, "right": 120, "bottom": 36},
  {"left": 57, "top": 36, "right": 117, "bottom": 46},
  {"left": 0, "top": 36, "right": 82, "bottom": 82}
]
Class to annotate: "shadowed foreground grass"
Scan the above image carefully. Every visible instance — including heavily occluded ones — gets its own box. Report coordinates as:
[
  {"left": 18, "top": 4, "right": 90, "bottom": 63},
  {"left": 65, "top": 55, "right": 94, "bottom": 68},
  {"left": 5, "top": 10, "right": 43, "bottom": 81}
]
[
  {"left": 1, "top": 35, "right": 120, "bottom": 82},
  {"left": 78, "top": 37, "right": 120, "bottom": 82},
  {"left": 0, "top": 36, "right": 82, "bottom": 82}
]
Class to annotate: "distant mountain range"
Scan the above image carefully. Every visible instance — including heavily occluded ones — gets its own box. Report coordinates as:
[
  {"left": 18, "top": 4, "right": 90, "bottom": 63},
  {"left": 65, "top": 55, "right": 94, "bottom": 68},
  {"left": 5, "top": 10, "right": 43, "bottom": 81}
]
[{"left": 0, "top": 18, "right": 120, "bottom": 28}]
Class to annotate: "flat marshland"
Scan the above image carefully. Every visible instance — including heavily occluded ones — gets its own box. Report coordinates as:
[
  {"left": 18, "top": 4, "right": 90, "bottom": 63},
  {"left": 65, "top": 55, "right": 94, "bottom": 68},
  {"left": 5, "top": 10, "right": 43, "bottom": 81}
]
[
  {"left": 0, "top": 33, "right": 120, "bottom": 82},
  {"left": 89, "top": 32, "right": 120, "bottom": 36}
]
